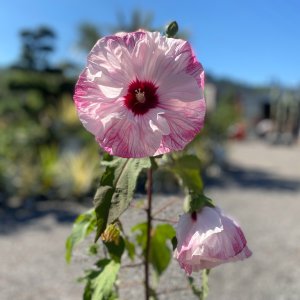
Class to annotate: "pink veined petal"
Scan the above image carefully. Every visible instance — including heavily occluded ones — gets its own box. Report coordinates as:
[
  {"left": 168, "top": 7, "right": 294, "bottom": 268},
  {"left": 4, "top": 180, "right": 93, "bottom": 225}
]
[
  {"left": 158, "top": 73, "right": 204, "bottom": 102},
  {"left": 200, "top": 70, "right": 205, "bottom": 89},
  {"left": 155, "top": 37, "right": 204, "bottom": 88},
  {"left": 96, "top": 109, "right": 163, "bottom": 158},
  {"left": 98, "top": 85, "right": 124, "bottom": 99},
  {"left": 139, "top": 108, "right": 170, "bottom": 136},
  {"left": 155, "top": 98, "right": 206, "bottom": 155},
  {"left": 128, "top": 32, "right": 204, "bottom": 90},
  {"left": 74, "top": 68, "right": 104, "bottom": 102},
  {"left": 115, "top": 30, "right": 146, "bottom": 52},
  {"left": 176, "top": 207, "right": 223, "bottom": 262},
  {"left": 175, "top": 212, "right": 195, "bottom": 250},
  {"left": 210, "top": 213, "right": 248, "bottom": 260},
  {"left": 87, "top": 35, "right": 138, "bottom": 95},
  {"left": 194, "top": 211, "right": 248, "bottom": 261},
  {"left": 234, "top": 246, "right": 252, "bottom": 260}
]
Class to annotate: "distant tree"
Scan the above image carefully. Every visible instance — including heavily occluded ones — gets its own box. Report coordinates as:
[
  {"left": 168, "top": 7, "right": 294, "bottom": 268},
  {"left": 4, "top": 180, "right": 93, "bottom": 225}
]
[
  {"left": 13, "top": 26, "right": 56, "bottom": 71},
  {"left": 77, "top": 23, "right": 101, "bottom": 54},
  {"left": 112, "top": 9, "right": 155, "bottom": 32},
  {"left": 76, "top": 10, "right": 159, "bottom": 53}
]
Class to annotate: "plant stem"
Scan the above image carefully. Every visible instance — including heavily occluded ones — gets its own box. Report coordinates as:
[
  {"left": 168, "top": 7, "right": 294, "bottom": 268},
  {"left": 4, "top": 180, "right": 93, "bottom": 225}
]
[
  {"left": 200, "top": 269, "right": 210, "bottom": 300},
  {"left": 145, "top": 167, "right": 153, "bottom": 300}
]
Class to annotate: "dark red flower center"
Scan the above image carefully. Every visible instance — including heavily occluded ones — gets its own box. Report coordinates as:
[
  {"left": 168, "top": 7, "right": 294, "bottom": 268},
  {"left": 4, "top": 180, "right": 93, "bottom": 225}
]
[{"left": 124, "top": 79, "right": 159, "bottom": 115}]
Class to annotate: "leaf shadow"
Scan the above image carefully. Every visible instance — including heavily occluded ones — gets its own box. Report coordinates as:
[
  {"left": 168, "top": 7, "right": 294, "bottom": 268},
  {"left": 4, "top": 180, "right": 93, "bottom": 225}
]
[
  {"left": 204, "top": 164, "right": 300, "bottom": 192},
  {"left": 0, "top": 197, "right": 89, "bottom": 235}
]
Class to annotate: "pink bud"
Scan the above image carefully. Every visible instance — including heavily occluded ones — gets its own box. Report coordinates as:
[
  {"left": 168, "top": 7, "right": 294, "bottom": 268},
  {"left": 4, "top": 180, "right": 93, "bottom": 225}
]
[{"left": 174, "top": 206, "right": 252, "bottom": 275}]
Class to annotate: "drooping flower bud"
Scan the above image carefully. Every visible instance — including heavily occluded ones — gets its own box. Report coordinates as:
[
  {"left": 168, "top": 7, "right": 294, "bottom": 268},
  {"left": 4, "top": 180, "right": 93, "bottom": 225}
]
[{"left": 174, "top": 206, "right": 252, "bottom": 275}]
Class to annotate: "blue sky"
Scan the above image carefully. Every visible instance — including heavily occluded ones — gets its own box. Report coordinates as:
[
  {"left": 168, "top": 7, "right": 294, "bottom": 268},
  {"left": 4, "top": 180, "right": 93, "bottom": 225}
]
[{"left": 1, "top": 0, "right": 299, "bottom": 87}]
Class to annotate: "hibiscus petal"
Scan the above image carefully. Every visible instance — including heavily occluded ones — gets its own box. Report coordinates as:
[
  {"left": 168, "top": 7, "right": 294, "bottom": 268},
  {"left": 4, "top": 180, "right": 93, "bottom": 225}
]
[
  {"left": 155, "top": 98, "right": 206, "bottom": 155},
  {"left": 158, "top": 73, "right": 204, "bottom": 102},
  {"left": 174, "top": 206, "right": 252, "bottom": 274},
  {"left": 96, "top": 110, "right": 162, "bottom": 158}
]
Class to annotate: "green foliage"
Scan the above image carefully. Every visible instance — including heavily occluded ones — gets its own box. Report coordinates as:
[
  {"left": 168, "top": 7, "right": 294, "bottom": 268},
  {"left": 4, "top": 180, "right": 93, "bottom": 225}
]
[
  {"left": 16, "top": 26, "right": 56, "bottom": 71},
  {"left": 0, "top": 68, "right": 98, "bottom": 201},
  {"left": 204, "top": 92, "right": 240, "bottom": 140},
  {"left": 170, "top": 154, "right": 203, "bottom": 193},
  {"left": 94, "top": 157, "right": 151, "bottom": 241},
  {"left": 150, "top": 224, "right": 176, "bottom": 276},
  {"left": 65, "top": 209, "right": 96, "bottom": 263},
  {"left": 88, "top": 243, "right": 99, "bottom": 256},
  {"left": 132, "top": 223, "right": 176, "bottom": 276},
  {"left": 77, "top": 23, "right": 101, "bottom": 53},
  {"left": 131, "top": 222, "right": 147, "bottom": 249},
  {"left": 104, "top": 237, "right": 125, "bottom": 262},
  {"left": 124, "top": 238, "right": 135, "bottom": 261},
  {"left": 183, "top": 193, "right": 215, "bottom": 213},
  {"left": 80, "top": 259, "right": 120, "bottom": 300}
]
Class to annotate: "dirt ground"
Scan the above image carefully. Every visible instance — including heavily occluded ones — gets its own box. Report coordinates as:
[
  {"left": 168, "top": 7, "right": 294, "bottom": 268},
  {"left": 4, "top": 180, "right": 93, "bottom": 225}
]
[{"left": 1, "top": 140, "right": 300, "bottom": 300}]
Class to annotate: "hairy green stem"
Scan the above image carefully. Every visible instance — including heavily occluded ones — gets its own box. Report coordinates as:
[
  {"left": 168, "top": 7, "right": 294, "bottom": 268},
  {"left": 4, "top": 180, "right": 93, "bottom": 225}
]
[
  {"left": 200, "top": 269, "right": 210, "bottom": 300},
  {"left": 145, "top": 167, "right": 153, "bottom": 300}
]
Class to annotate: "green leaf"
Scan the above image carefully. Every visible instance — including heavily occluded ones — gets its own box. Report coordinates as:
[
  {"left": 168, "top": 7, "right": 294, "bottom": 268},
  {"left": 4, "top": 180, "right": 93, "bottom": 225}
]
[
  {"left": 183, "top": 193, "right": 215, "bottom": 213},
  {"left": 80, "top": 259, "right": 120, "bottom": 300},
  {"left": 150, "top": 224, "right": 176, "bottom": 276},
  {"left": 65, "top": 209, "right": 96, "bottom": 263},
  {"left": 131, "top": 222, "right": 147, "bottom": 250},
  {"left": 88, "top": 244, "right": 99, "bottom": 256},
  {"left": 132, "top": 223, "right": 176, "bottom": 276},
  {"left": 104, "top": 236, "right": 125, "bottom": 262},
  {"left": 171, "top": 155, "right": 203, "bottom": 193},
  {"left": 124, "top": 238, "right": 135, "bottom": 261},
  {"left": 94, "top": 157, "right": 151, "bottom": 241},
  {"left": 91, "top": 260, "right": 120, "bottom": 300}
]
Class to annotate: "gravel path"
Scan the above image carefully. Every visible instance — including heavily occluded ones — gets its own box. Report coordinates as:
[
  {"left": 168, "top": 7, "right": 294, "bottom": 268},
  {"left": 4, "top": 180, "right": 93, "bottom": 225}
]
[{"left": 1, "top": 140, "right": 300, "bottom": 300}]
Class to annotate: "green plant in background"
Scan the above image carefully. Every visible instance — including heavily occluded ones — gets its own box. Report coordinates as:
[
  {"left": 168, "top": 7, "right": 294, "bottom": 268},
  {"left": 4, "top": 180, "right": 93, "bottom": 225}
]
[{"left": 0, "top": 65, "right": 98, "bottom": 203}]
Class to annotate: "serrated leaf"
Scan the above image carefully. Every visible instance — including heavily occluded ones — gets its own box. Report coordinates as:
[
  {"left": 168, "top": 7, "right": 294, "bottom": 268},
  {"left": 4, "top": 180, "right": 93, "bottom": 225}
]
[
  {"left": 80, "top": 259, "right": 119, "bottom": 300},
  {"left": 65, "top": 209, "right": 96, "bottom": 263},
  {"left": 91, "top": 260, "right": 120, "bottom": 300},
  {"left": 171, "top": 155, "right": 203, "bottom": 193},
  {"left": 94, "top": 157, "right": 151, "bottom": 241}
]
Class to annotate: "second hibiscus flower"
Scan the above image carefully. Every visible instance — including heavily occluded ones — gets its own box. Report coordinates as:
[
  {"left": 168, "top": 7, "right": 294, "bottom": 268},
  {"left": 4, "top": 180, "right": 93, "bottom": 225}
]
[{"left": 74, "top": 30, "right": 206, "bottom": 158}]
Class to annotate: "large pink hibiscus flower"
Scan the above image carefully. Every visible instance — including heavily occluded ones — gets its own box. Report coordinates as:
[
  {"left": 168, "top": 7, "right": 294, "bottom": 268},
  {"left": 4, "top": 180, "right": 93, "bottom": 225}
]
[{"left": 74, "top": 30, "right": 206, "bottom": 158}]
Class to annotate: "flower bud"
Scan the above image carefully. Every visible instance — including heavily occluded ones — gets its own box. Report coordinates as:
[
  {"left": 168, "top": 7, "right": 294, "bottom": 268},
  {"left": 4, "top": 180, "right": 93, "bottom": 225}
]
[
  {"left": 174, "top": 206, "right": 252, "bottom": 274},
  {"left": 165, "top": 21, "right": 179, "bottom": 37},
  {"left": 101, "top": 224, "right": 120, "bottom": 245}
]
